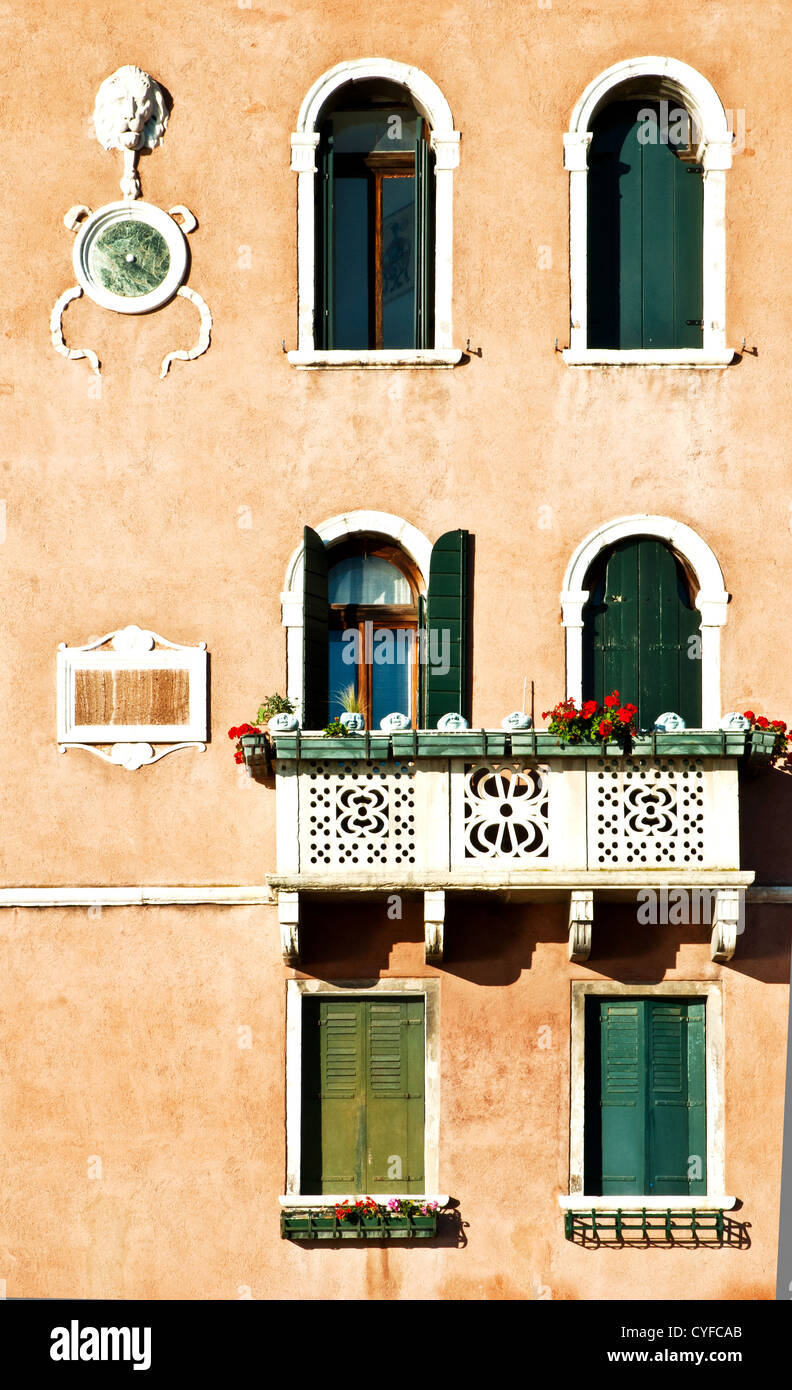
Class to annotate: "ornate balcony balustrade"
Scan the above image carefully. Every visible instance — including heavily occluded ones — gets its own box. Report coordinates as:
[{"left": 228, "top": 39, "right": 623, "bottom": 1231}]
[{"left": 241, "top": 729, "right": 773, "bottom": 967}]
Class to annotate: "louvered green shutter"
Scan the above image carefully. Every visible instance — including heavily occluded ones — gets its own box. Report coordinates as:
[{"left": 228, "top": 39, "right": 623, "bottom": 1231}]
[
  {"left": 587, "top": 100, "right": 703, "bottom": 349},
  {"left": 414, "top": 120, "right": 434, "bottom": 350},
  {"left": 302, "top": 525, "right": 329, "bottom": 730},
  {"left": 425, "top": 529, "right": 469, "bottom": 727},
  {"left": 648, "top": 1000, "right": 706, "bottom": 1196},
  {"left": 366, "top": 998, "right": 425, "bottom": 1193},
  {"left": 586, "top": 997, "right": 707, "bottom": 1197},
  {"left": 597, "top": 1000, "right": 645, "bottom": 1196},
  {"left": 301, "top": 998, "right": 425, "bottom": 1195},
  {"left": 583, "top": 537, "right": 701, "bottom": 728}
]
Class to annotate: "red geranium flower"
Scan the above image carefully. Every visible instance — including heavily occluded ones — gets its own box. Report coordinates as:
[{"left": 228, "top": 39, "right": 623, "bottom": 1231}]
[
  {"left": 743, "top": 710, "right": 756, "bottom": 722},
  {"left": 603, "top": 691, "right": 619, "bottom": 708},
  {"left": 618, "top": 708, "right": 633, "bottom": 724},
  {"left": 756, "top": 716, "right": 769, "bottom": 729},
  {"left": 582, "top": 700, "right": 598, "bottom": 719},
  {"left": 598, "top": 720, "right": 612, "bottom": 737}
]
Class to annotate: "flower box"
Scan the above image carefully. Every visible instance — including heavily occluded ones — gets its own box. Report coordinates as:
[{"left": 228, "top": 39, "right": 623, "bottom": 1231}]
[
  {"left": 416, "top": 732, "right": 487, "bottom": 758},
  {"left": 280, "top": 1207, "right": 439, "bottom": 1241}
]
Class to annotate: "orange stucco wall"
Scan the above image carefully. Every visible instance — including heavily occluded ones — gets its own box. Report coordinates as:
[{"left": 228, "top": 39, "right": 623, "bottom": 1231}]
[
  {"left": 0, "top": 0, "right": 789, "bottom": 1299},
  {"left": 3, "top": 903, "right": 788, "bottom": 1299}
]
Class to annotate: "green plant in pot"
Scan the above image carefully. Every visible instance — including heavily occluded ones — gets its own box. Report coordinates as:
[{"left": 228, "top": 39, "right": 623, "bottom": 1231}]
[{"left": 335, "top": 682, "right": 365, "bottom": 732}]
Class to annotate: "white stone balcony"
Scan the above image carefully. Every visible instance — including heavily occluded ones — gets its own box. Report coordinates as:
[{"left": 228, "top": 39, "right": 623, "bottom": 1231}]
[{"left": 242, "top": 730, "right": 771, "bottom": 967}]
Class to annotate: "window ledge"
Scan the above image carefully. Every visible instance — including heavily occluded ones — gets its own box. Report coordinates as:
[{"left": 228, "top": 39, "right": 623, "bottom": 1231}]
[
  {"left": 562, "top": 348, "right": 736, "bottom": 368},
  {"left": 287, "top": 349, "right": 463, "bottom": 369},
  {"left": 558, "top": 1195, "right": 736, "bottom": 1211},
  {"left": 280, "top": 1193, "right": 449, "bottom": 1208}
]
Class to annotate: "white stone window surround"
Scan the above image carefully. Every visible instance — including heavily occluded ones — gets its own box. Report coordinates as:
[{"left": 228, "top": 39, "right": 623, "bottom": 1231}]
[
  {"left": 560, "top": 515, "right": 729, "bottom": 730},
  {"left": 561, "top": 980, "right": 735, "bottom": 1212},
  {"left": 281, "top": 510, "right": 433, "bottom": 722},
  {"left": 283, "top": 976, "right": 442, "bottom": 1202},
  {"left": 288, "top": 58, "right": 462, "bottom": 370},
  {"left": 563, "top": 56, "right": 735, "bottom": 368}
]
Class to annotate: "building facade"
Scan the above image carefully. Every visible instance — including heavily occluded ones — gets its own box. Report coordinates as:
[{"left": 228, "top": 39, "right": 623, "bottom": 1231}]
[{"left": 1, "top": 0, "right": 790, "bottom": 1300}]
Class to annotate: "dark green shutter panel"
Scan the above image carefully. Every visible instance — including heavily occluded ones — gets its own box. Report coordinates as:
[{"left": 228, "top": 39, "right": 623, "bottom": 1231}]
[
  {"left": 366, "top": 998, "right": 424, "bottom": 1193},
  {"left": 586, "top": 997, "right": 706, "bottom": 1197},
  {"left": 597, "top": 1001, "right": 645, "bottom": 1196},
  {"left": 685, "top": 1001, "right": 707, "bottom": 1195},
  {"left": 425, "top": 529, "right": 469, "bottom": 727},
  {"left": 647, "top": 1001, "right": 701, "bottom": 1195},
  {"left": 588, "top": 100, "right": 703, "bottom": 350},
  {"left": 414, "top": 120, "right": 434, "bottom": 350},
  {"left": 582, "top": 537, "right": 701, "bottom": 728},
  {"left": 302, "top": 525, "right": 329, "bottom": 730}
]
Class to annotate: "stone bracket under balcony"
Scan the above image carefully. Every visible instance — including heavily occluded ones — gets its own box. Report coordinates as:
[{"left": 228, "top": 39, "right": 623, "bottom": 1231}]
[{"left": 271, "top": 876, "right": 754, "bottom": 966}]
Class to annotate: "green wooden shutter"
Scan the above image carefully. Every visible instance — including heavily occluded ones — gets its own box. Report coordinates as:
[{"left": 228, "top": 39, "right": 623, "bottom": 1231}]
[
  {"left": 597, "top": 1000, "right": 645, "bottom": 1196},
  {"left": 319, "top": 999, "right": 366, "bottom": 1192},
  {"left": 302, "top": 525, "right": 329, "bottom": 730},
  {"left": 582, "top": 537, "right": 701, "bottom": 728},
  {"left": 685, "top": 1000, "right": 707, "bottom": 1195},
  {"left": 414, "top": 119, "right": 433, "bottom": 350},
  {"left": 647, "top": 1000, "right": 706, "bottom": 1196},
  {"left": 366, "top": 998, "right": 425, "bottom": 1193},
  {"left": 301, "top": 998, "right": 425, "bottom": 1195},
  {"left": 588, "top": 100, "right": 703, "bottom": 350},
  {"left": 425, "top": 529, "right": 469, "bottom": 727},
  {"left": 586, "top": 997, "right": 707, "bottom": 1197}
]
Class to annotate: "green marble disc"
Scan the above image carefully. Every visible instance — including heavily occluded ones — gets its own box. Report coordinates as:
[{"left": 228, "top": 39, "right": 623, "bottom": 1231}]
[{"left": 87, "top": 218, "right": 171, "bottom": 297}]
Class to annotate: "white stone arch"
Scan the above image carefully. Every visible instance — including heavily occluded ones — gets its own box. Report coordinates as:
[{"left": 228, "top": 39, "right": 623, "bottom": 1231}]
[
  {"left": 288, "top": 58, "right": 461, "bottom": 368},
  {"left": 560, "top": 515, "right": 730, "bottom": 728},
  {"left": 563, "top": 56, "right": 734, "bottom": 367},
  {"left": 281, "top": 510, "right": 433, "bottom": 717}
]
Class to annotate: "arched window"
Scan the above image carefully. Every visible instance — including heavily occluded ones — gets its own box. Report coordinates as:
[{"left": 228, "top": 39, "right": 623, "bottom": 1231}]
[
  {"left": 327, "top": 539, "right": 421, "bottom": 727},
  {"left": 316, "top": 81, "right": 433, "bottom": 352},
  {"left": 563, "top": 58, "right": 734, "bottom": 366},
  {"left": 281, "top": 511, "right": 470, "bottom": 730},
  {"left": 561, "top": 516, "right": 729, "bottom": 729},
  {"left": 581, "top": 536, "right": 702, "bottom": 728},
  {"left": 289, "top": 59, "right": 461, "bottom": 368}
]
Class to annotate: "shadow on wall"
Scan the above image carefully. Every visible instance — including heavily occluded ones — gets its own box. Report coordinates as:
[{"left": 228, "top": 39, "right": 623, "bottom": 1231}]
[
  {"left": 740, "top": 766, "right": 792, "bottom": 884},
  {"left": 295, "top": 898, "right": 789, "bottom": 987}
]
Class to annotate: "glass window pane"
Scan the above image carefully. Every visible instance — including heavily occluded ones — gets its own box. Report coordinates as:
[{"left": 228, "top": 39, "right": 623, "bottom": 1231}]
[
  {"left": 328, "top": 629, "right": 358, "bottom": 720},
  {"left": 328, "top": 554, "right": 411, "bottom": 605},
  {"left": 334, "top": 173, "right": 370, "bottom": 349},
  {"left": 381, "top": 176, "right": 416, "bottom": 349},
  {"left": 371, "top": 626, "right": 411, "bottom": 728}
]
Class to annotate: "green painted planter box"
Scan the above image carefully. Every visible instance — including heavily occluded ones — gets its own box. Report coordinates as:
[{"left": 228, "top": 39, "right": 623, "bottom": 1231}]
[
  {"left": 280, "top": 1210, "right": 438, "bottom": 1241},
  {"left": 416, "top": 733, "right": 487, "bottom": 757},
  {"left": 483, "top": 732, "right": 507, "bottom": 757},
  {"left": 390, "top": 731, "right": 419, "bottom": 758}
]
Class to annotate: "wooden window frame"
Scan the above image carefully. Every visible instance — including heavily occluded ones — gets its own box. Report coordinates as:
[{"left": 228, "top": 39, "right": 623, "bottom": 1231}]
[{"left": 328, "top": 539, "right": 421, "bottom": 728}]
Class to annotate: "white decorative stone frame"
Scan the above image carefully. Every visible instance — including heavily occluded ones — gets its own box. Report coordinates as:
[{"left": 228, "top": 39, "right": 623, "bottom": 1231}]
[
  {"left": 560, "top": 980, "right": 735, "bottom": 1212},
  {"left": 560, "top": 515, "right": 729, "bottom": 729},
  {"left": 563, "top": 56, "right": 734, "bottom": 368},
  {"left": 281, "top": 510, "right": 433, "bottom": 721},
  {"left": 281, "top": 976, "right": 445, "bottom": 1206},
  {"left": 57, "top": 625, "right": 207, "bottom": 770},
  {"left": 288, "top": 58, "right": 462, "bottom": 369}
]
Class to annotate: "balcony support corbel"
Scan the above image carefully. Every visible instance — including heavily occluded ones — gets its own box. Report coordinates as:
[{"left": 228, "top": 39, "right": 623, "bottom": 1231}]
[
  {"left": 424, "top": 889, "right": 445, "bottom": 964},
  {"left": 569, "top": 889, "right": 594, "bottom": 962},
  {"left": 278, "top": 889, "right": 300, "bottom": 966},
  {"left": 711, "top": 887, "right": 743, "bottom": 963}
]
